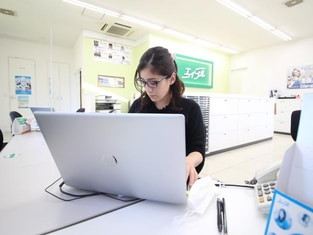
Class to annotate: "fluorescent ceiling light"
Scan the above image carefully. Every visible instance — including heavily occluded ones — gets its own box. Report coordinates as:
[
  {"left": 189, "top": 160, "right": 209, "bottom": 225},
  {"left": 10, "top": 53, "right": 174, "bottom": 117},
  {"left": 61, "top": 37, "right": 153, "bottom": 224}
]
[
  {"left": 163, "top": 29, "right": 195, "bottom": 41},
  {"left": 248, "top": 16, "right": 275, "bottom": 31},
  {"left": 63, "top": 0, "right": 120, "bottom": 17},
  {"left": 217, "top": 0, "right": 292, "bottom": 41},
  {"left": 195, "top": 39, "right": 239, "bottom": 54},
  {"left": 120, "top": 15, "right": 163, "bottom": 30},
  {"left": 218, "top": 45, "right": 239, "bottom": 54},
  {"left": 216, "top": 0, "right": 251, "bottom": 17},
  {"left": 194, "top": 39, "right": 219, "bottom": 48},
  {"left": 64, "top": 0, "right": 240, "bottom": 54},
  {"left": 249, "top": 16, "right": 292, "bottom": 41},
  {"left": 271, "top": 30, "right": 292, "bottom": 41}
]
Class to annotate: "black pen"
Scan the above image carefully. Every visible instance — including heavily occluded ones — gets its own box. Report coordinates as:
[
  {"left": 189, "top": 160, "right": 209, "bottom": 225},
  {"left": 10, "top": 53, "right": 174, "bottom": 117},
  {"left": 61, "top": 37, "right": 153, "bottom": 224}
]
[
  {"left": 217, "top": 198, "right": 223, "bottom": 233},
  {"left": 222, "top": 198, "right": 228, "bottom": 235}
]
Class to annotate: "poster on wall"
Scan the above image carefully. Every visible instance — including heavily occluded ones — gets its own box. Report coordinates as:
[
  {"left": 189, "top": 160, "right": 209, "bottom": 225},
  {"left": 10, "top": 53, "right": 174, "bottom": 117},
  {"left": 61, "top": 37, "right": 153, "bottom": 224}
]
[
  {"left": 93, "top": 40, "right": 132, "bottom": 64},
  {"left": 15, "top": 75, "right": 32, "bottom": 95},
  {"left": 287, "top": 64, "right": 313, "bottom": 89},
  {"left": 175, "top": 54, "right": 213, "bottom": 88},
  {"left": 98, "top": 75, "right": 125, "bottom": 88},
  {"left": 18, "top": 96, "right": 29, "bottom": 108}
]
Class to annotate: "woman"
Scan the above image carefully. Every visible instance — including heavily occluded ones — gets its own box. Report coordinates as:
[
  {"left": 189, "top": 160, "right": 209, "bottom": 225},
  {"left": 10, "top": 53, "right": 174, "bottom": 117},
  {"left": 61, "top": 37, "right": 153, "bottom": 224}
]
[{"left": 129, "top": 46, "right": 205, "bottom": 187}]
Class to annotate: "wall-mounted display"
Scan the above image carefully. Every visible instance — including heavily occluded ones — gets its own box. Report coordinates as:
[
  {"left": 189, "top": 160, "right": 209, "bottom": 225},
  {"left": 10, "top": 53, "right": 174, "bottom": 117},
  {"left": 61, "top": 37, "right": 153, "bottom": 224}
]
[{"left": 175, "top": 54, "right": 213, "bottom": 88}]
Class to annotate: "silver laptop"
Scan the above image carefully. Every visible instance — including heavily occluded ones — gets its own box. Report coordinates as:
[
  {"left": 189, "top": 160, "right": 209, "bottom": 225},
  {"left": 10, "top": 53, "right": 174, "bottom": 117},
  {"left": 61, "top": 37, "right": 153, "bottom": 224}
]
[
  {"left": 29, "top": 106, "right": 55, "bottom": 130},
  {"left": 30, "top": 106, "right": 55, "bottom": 114},
  {"left": 34, "top": 112, "right": 187, "bottom": 204}
]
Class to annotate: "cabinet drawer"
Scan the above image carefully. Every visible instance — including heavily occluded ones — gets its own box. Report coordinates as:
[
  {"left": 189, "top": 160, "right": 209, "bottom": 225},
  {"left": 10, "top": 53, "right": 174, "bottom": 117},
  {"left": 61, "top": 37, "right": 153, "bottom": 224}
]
[
  {"left": 210, "top": 97, "right": 238, "bottom": 115},
  {"left": 209, "top": 115, "right": 238, "bottom": 133},
  {"left": 237, "top": 127, "right": 259, "bottom": 145},
  {"left": 237, "top": 113, "right": 259, "bottom": 129},
  {"left": 209, "top": 131, "right": 238, "bottom": 153},
  {"left": 274, "top": 120, "right": 290, "bottom": 133},
  {"left": 238, "top": 98, "right": 257, "bottom": 113},
  {"left": 275, "top": 99, "right": 302, "bottom": 112},
  {"left": 258, "top": 125, "right": 274, "bottom": 139}
]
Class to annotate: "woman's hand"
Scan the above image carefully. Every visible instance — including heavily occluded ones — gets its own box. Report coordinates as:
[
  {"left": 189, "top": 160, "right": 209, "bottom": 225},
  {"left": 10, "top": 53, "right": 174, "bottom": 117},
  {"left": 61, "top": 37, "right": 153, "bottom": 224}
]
[
  {"left": 185, "top": 151, "right": 202, "bottom": 187},
  {"left": 186, "top": 161, "right": 198, "bottom": 188}
]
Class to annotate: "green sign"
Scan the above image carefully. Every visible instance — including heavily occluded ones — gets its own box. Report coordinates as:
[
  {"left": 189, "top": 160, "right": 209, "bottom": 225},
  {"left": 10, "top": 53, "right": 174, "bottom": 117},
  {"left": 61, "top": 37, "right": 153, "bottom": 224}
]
[{"left": 175, "top": 54, "right": 213, "bottom": 88}]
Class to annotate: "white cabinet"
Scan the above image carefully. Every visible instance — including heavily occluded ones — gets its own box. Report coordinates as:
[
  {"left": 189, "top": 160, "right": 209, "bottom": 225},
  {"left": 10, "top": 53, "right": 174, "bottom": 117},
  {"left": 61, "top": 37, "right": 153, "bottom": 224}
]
[
  {"left": 237, "top": 98, "right": 274, "bottom": 145},
  {"left": 209, "top": 96, "right": 274, "bottom": 154},
  {"left": 50, "top": 62, "right": 71, "bottom": 111},
  {"left": 274, "top": 99, "right": 302, "bottom": 133},
  {"left": 209, "top": 97, "right": 239, "bottom": 153},
  {"left": 186, "top": 94, "right": 274, "bottom": 155}
]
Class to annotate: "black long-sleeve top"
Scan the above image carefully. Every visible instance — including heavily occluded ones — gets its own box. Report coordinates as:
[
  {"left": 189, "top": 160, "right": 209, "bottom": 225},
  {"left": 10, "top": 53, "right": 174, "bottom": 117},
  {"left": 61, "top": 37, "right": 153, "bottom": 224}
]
[{"left": 129, "top": 97, "right": 205, "bottom": 173}]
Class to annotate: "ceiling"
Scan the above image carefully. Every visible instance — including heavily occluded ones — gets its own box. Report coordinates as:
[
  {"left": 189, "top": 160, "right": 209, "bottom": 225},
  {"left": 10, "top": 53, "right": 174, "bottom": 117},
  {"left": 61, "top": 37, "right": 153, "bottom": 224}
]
[{"left": 0, "top": 0, "right": 312, "bottom": 54}]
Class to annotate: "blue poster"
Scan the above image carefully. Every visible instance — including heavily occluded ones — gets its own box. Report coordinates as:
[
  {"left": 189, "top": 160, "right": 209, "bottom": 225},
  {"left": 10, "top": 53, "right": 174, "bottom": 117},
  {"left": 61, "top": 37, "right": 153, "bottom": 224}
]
[{"left": 15, "top": 75, "right": 32, "bottom": 95}]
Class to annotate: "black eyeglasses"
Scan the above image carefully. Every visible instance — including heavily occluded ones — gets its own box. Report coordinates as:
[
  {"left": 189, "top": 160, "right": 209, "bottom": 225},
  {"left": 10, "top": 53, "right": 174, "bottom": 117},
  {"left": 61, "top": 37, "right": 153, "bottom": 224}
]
[{"left": 135, "top": 75, "right": 168, "bottom": 88}]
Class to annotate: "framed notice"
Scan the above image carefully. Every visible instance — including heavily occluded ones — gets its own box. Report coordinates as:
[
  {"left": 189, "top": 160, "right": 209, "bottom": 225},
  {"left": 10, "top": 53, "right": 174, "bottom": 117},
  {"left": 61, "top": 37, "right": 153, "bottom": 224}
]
[
  {"left": 175, "top": 54, "right": 213, "bottom": 88},
  {"left": 93, "top": 40, "right": 131, "bottom": 64},
  {"left": 18, "top": 96, "right": 29, "bottom": 108},
  {"left": 98, "top": 75, "right": 125, "bottom": 88},
  {"left": 287, "top": 64, "right": 313, "bottom": 89}
]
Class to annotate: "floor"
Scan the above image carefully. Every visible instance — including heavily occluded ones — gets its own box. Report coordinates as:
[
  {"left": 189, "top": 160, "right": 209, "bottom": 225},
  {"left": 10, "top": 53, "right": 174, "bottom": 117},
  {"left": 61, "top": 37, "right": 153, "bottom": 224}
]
[{"left": 199, "top": 133, "right": 294, "bottom": 185}]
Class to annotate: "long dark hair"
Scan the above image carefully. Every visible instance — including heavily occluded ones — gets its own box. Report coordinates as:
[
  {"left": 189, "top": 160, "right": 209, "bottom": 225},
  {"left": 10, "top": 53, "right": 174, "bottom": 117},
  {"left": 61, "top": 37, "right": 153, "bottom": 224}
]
[{"left": 134, "top": 46, "right": 185, "bottom": 110}]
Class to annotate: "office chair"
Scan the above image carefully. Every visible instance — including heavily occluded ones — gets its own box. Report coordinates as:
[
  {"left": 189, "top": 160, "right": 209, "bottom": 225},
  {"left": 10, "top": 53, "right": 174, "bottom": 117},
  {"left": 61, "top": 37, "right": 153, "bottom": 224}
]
[
  {"left": 290, "top": 110, "right": 301, "bottom": 141},
  {"left": 9, "top": 111, "right": 23, "bottom": 136},
  {"left": 246, "top": 110, "right": 301, "bottom": 186},
  {"left": 0, "top": 129, "right": 7, "bottom": 151},
  {"left": 9, "top": 111, "right": 22, "bottom": 122},
  {"left": 76, "top": 108, "right": 85, "bottom": 112}
]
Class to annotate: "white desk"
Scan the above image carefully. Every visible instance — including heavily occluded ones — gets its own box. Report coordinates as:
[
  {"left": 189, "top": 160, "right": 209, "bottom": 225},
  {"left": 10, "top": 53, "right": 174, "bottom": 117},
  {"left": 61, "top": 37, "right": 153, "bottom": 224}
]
[
  {"left": 0, "top": 132, "right": 142, "bottom": 235},
  {"left": 51, "top": 186, "right": 268, "bottom": 235},
  {"left": 0, "top": 132, "right": 269, "bottom": 235}
]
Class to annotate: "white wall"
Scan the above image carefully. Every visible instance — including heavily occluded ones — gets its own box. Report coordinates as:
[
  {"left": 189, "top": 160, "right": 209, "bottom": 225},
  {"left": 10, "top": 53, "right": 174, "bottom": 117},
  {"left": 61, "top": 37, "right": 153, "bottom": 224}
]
[
  {"left": 0, "top": 36, "right": 76, "bottom": 134},
  {"left": 2, "top": 34, "right": 313, "bottom": 134},
  {"left": 230, "top": 36, "right": 313, "bottom": 98}
]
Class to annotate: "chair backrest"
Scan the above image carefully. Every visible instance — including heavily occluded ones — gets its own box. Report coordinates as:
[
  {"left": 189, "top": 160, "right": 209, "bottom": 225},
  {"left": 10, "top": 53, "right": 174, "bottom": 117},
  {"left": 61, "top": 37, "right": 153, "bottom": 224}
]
[
  {"left": 0, "top": 129, "right": 4, "bottom": 151},
  {"left": 76, "top": 108, "right": 85, "bottom": 112},
  {"left": 9, "top": 111, "right": 22, "bottom": 122},
  {"left": 290, "top": 110, "right": 301, "bottom": 141}
]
